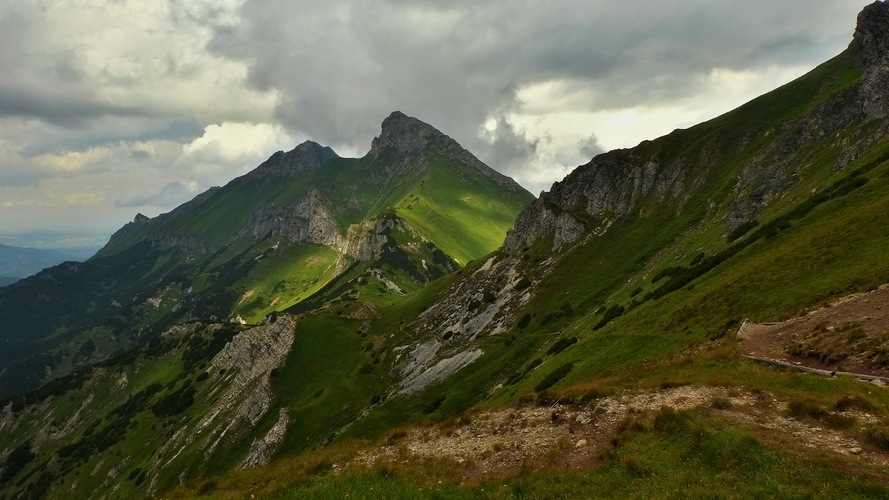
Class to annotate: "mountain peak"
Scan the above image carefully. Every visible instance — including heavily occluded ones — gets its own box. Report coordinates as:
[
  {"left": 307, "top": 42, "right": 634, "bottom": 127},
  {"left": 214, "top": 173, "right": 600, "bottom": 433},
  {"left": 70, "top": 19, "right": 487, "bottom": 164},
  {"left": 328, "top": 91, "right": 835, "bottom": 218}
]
[
  {"left": 851, "top": 1, "right": 889, "bottom": 65},
  {"left": 369, "top": 111, "right": 529, "bottom": 193},
  {"left": 370, "top": 111, "right": 446, "bottom": 155},
  {"left": 251, "top": 140, "right": 339, "bottom": 179}
]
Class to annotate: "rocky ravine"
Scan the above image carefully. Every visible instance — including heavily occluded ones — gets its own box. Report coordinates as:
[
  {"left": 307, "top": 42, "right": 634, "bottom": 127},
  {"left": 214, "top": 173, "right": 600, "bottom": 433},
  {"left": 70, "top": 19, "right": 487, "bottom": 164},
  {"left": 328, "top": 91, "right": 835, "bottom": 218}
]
[{"left": 387, "top": 254, "right": 536, "bottom": 397}]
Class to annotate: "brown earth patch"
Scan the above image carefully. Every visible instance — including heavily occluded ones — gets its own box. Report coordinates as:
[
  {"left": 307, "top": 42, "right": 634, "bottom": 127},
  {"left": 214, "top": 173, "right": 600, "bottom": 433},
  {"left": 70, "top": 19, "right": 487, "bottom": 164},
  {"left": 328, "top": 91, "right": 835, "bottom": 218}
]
[
  {"left": 342, "top": 385, "right": 889, "bottom": 483},
  {"left": 740, "top": 284, "right": 889, "bottom": 378}
]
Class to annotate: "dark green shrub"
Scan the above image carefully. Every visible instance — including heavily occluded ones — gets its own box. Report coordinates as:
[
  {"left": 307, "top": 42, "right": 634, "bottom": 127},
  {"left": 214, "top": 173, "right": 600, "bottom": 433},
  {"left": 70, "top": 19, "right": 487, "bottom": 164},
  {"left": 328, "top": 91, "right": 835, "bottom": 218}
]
[
  {"left": 1, "top": 440, "right": 34, "bottom": 480},
  {"left": 535, "top": 362, "right": 574, "bottom": 392},
  {"left": 546, "top": 337, "right": 578, "bottom": 356},
  {"left": 151, "top": 385, "right": 196, "bottom": 417},
  {"left": 651, "top": 266, "right": 682, "bottom": 283},
  {"left": 514, "top": 277, "right": 532, "bottom": 291},
  {"left": 516, "top": 313, "right": 532, "bottom": 330},
  {"left": 727, "top": 220, "right": 759, "bottom": 242},
  {"left": 424, "top": 394, "right": 447, "bottom": 414},
  {"left": 594, "top": 304, "right": 625, "bottom": 330}
]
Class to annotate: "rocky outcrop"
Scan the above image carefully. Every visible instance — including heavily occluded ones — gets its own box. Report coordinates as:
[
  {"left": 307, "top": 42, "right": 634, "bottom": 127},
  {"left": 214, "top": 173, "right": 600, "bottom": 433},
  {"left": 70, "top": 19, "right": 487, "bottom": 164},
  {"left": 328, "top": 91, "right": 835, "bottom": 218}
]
[
  {"left": 396, "top": 345, "right": 483, "bottom": 396},
  {"left": 241, "top": 408, "right": 290, "bottom": 468},
  {"left": 93, "top": 213, "right": 153, "bottom": 258},
  {"left": 210, "top": 317, "right": 295, "bottom": 386},
  {"left": 370, "top": 111, "right": 527, "bottom": 193},
  {"left": 413, "top": 255, "right": 533, "bottom": 341},
  {"left": 248, "top": 141, "right": 339, "bottom": 180},
  {"left": 340, "top": 215, "right": 418, "bottom": 262},
  {"left": 95, "top": 187, "right": 223, "bottom": 259},
  {"left": 146, "top": 317, "right": 296, "bottom": 493},
  {"left": 851, "top": 1, "right": 889, "bottom": 121},
  {"left": 505, "top": 148, "right": 689, "bottom": 252},
  {"left": 391, "top": 254, "right": 536, "bottom": 396},
  {"left": 336, "top": 214, "right": 458, "bottom": 281},
  {"left": 147, "top": 231, "right": 214, "bottom": 255},
  {"left": 243, "top": 189, "right": 344, "bottom": 248}
]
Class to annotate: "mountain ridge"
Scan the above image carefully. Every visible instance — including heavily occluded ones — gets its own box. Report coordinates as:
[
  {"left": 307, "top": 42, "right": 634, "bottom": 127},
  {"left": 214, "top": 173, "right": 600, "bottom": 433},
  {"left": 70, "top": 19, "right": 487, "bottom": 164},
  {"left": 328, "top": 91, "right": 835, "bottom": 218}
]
[
  {"left": 0, "top": 111, "right": 532, "bottom": 401},
  {"left": 504, "top": 7, "right": 889, "bottom": 255}
]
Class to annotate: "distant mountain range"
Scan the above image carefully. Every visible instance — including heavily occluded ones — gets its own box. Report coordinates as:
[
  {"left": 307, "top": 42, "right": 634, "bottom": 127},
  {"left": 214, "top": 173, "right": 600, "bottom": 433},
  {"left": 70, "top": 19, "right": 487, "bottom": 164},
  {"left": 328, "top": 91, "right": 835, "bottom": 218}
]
[
  {"left": 0, "top": 230, "right": 107, "bottom": 252},
  {"left": 0, "top": 244, "right": 100, "bottom": 283}
]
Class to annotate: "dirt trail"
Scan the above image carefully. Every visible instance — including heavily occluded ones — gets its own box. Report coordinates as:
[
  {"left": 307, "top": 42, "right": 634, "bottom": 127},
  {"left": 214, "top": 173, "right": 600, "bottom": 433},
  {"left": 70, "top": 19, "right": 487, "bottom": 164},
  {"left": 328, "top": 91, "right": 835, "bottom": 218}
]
[
  {"left": 337, "top": 287, "right": 889, "bottom": 482},
  {"left": 739, "top": 284, "right": 889, "bottom": 379},
  {"left": 346, "top": 385, "right": 889, "bottom": 483}
]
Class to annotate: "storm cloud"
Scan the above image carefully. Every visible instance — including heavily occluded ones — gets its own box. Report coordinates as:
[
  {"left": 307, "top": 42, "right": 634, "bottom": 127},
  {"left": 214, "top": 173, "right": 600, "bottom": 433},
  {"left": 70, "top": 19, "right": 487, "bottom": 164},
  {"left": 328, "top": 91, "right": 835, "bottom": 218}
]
[{"left": 0, "top": 0, "right": 870, "bottom": 234}]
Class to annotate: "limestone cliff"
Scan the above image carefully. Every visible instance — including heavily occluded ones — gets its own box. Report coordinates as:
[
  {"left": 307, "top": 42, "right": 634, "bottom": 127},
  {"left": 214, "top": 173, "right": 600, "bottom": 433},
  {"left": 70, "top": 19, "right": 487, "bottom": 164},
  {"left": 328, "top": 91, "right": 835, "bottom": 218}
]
[
  {"left": 504, "top": 145, "right": 690, "bottom": 253},
  {"left": 851, "top": 1, "right": 889, "bottom": 121},
  {"left": 243, "top": 189, "right": 344, "bottom": 248},
  {"left": 505, "top": 3, "right": 889, "bottom": 253}
]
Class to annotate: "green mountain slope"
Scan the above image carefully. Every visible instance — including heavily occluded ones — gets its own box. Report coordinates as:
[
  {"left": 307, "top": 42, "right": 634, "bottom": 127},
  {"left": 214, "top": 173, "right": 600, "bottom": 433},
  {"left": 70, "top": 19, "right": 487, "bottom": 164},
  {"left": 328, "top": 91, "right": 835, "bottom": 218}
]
[
  {"left": 176, "top": 2, "right": 889, "bottom": 495},
  {"left": 0, "top": 112, "right": 532, "bottom": 401},
  {"left": 7, "top": 4, "right": 889, "bottom": 499}
]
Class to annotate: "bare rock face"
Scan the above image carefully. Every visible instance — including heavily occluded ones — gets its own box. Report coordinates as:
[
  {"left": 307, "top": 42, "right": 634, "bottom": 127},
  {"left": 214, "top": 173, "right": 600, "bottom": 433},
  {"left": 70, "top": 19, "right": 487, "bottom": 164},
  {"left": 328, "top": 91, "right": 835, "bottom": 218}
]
[
  {"left": 370, "top": 111, "right": 526, "bottom": 193},
  {"left": 341, "top": 216, "right": 405, "bottom": 263},
  {"left": 391, "top": 254, "right": 536, "bottom": 396},
  {"left": 145, "top": 317, "right": 296, "bottom": 495},
  {"left": 851, "top": 1, "right": 889, "bottom": 120},
  {"left": 241, "top": 408, "right": 290, "bottom": 468},
  {"left": 504, "top": 148, "right": 688, "bottom": 253},
  {"left": 210, "top": 316, "right": 295, "bottom": 386},
  {"left": 243, "top": 189, "right": 344, "bottom": 248},
  {"left": 249, "top": 141, "right": 339, "bottom": 180}
]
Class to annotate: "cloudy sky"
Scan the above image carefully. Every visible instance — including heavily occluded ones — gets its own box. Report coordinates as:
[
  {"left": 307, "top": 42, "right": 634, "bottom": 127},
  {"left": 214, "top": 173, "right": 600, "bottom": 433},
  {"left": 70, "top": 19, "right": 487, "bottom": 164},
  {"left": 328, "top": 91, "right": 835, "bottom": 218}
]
[{"left": 0, "top": 0, "right": 872, "bottom": 239}]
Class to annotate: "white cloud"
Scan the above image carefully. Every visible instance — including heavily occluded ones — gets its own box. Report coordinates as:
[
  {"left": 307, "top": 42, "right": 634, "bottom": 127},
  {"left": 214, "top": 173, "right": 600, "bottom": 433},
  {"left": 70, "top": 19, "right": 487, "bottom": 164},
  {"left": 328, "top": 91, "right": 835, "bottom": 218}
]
[{"left": 174, "top": 121, "right": 298, "bottom": 185}]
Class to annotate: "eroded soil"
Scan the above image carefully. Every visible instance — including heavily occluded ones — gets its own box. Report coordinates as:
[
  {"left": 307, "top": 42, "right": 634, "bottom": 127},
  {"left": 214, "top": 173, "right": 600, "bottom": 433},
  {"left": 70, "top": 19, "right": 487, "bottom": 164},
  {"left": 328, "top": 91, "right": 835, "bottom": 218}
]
[
  {"left": 345, "top": 385, "right": 889, "bottom": 483},
  {"left": 740, "top": 284, "right": 889, "bottom": 378}
]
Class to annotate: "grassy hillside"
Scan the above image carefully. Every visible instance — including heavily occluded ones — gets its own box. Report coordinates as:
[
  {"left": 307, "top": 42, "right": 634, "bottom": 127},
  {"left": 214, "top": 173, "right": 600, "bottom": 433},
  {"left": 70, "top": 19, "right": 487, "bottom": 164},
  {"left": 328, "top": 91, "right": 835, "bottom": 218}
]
[
  {"left": 8, "top": 20, "right": 889, "bottom": 498},
  {"left": 160, "top": 39, "right": 889, "bottom": 498}
]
